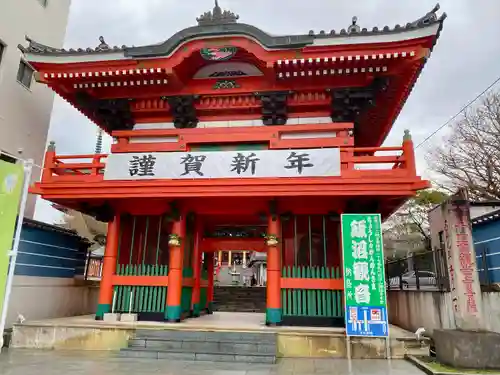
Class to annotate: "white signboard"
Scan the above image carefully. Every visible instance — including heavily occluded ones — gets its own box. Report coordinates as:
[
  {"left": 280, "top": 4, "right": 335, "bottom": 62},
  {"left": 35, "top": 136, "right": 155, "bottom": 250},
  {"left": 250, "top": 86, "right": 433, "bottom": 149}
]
[{"left": 104, "top": 148, "right": 341, "bottom": 181}]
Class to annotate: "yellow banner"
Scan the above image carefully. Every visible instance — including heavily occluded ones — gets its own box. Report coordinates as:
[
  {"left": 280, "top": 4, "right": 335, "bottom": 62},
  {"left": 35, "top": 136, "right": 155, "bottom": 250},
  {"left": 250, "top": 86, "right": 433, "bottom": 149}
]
[{"left": 0, "top": 160, "right": 24, "bottom": 315}]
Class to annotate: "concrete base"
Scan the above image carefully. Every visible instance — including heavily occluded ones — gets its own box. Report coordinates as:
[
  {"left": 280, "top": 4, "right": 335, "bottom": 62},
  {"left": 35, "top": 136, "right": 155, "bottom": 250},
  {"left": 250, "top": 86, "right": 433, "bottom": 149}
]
[
  {"left": 10, "top": 313, "right": 428, "bottom": 359},
  {"left": 103, "top": 313, "right": 121, "bottom": 323},
  {"left": 434, "top": 329, "right": 500, "bottom": 369},
  {"left": 120, "top": 314, "right": 137, "bottom": 323}
]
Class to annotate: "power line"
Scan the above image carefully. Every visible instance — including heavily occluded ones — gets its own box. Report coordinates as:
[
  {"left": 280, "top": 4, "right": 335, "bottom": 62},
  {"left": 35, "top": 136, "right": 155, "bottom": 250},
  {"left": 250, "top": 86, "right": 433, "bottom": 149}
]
[{"left": 415, "top": 75, "right": 500, "bottom": 149}]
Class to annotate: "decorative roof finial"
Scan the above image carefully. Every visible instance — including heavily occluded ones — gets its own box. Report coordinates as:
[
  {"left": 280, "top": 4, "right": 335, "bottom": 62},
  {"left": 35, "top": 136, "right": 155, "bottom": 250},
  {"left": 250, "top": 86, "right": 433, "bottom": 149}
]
[
  {"left": 409, "top": 3, "right": 443, "bottom": 27},
  {"left": 403, "top": 129, "right": 412, "bottom": 141},
  {"left": 348, "top": 16, "right": 361, "bottom": 34},
  {"left": 197, "top": 0, "right": 239, "bottom": 26},
  {"left": 96, "top": 36, "right": 110, "bottom": 52},
  {"left": 213, "top": 0, "right": 222, "bottom": 17},
  {"left": 47, "top": 141, "right": 56, "bottom": 152},
  {"left": 95, "top": 129, "right": 104, "bottom": 154}
]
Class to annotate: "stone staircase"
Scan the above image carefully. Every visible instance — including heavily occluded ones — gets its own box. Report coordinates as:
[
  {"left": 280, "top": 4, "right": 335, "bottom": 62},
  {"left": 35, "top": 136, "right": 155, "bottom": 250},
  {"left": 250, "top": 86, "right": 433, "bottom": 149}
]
[
  {"left": 120, "top": 330, "right": 277, "bottom": 363},
  {"left": 213, "top": 286, "right": 266, "bottom": 313}
]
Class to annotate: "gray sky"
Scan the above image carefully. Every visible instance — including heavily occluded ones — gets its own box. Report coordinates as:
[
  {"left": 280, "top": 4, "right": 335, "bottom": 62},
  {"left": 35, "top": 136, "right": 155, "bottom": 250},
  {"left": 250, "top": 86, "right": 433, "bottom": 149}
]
[{"left": 35, "top": 0, "right": 500, "bottom": 223}]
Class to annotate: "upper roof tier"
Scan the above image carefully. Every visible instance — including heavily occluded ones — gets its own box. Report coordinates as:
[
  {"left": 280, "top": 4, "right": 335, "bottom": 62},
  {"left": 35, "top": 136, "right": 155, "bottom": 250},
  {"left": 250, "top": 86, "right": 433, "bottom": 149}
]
[
  {"left": 20, "top": 2, "right": 446, "bottom": 147},
  {"left": 21, "top": 2, "right": 445, "bottom": 61}
]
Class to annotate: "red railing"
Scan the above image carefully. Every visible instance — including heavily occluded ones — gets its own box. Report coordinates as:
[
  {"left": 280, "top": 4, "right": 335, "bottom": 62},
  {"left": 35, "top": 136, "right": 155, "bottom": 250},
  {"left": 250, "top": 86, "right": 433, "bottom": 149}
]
[
  {"left": 39, "top": 141, "right": 416, "bottom": 184},
  {"left": 111, "top": 123, "right": 354, "bottom": 153},
  {"left": 42, "top": 153, "right": 107, "bottom": 183}
]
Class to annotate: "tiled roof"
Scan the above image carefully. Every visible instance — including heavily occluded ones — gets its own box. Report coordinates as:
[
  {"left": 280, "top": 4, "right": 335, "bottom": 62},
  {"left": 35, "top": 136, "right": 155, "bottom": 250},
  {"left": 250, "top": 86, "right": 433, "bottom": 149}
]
[
  {"left": 23, "top": 217, "right": 84, "bottom": 238},
  {"left": 472, "top": 209, "right": 500, "bottom": 226},
  {"left": 19, "top": 3, "right": 446, "bottom": 58}
]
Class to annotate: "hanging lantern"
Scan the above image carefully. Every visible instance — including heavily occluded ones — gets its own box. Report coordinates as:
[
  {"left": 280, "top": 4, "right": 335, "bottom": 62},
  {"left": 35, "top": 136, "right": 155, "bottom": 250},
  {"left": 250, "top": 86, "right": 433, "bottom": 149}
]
[
  {"left": 265, "top": 234, "right": 279, "bottom": 246},
  {"left": 168, "top": 233, "right": 182, "bottom": 247}
]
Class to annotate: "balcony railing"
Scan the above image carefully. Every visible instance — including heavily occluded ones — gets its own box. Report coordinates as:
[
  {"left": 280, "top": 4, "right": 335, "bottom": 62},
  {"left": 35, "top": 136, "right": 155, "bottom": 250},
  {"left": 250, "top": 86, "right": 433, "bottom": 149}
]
[
  {"left": 111, "top": 123, "right": 355, "bottom": 153},
  {"left": 39, "top": 142, "right": 415, "bottom": 184}
]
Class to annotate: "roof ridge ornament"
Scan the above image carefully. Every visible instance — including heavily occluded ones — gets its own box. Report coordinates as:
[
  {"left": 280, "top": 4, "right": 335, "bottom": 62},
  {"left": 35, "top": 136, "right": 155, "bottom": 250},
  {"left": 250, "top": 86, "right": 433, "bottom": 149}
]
[
  {"left": 95, "top": 36, "right": 111, "bottom": 52},
  {"left": 20, "top": 36, "right": 63, "bottom": 54},
  {"left": 348, "top": 16, "right": 361, "bottom": 34},
  {"left": 95, "top": 36, "right": 110, "bottom": 52},
  {"left": 196, "top": 0, "right": 239, "bottom": 26},
  {"left": 409, "top": 3, "right": 446, "bottom": 28}
]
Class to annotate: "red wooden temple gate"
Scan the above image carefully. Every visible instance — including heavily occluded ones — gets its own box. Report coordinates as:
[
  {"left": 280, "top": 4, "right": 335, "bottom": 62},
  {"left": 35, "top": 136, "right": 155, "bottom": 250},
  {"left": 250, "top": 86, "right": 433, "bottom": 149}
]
[{"left": 24, "top": 2, "right": 445, "bottom": 325}]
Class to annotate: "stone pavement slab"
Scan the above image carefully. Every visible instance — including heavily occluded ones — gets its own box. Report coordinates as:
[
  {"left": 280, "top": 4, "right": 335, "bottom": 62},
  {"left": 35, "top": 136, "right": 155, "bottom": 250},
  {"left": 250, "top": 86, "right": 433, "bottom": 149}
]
[{"left": 0, "top": 349, "right": 426, "bottom": 375}]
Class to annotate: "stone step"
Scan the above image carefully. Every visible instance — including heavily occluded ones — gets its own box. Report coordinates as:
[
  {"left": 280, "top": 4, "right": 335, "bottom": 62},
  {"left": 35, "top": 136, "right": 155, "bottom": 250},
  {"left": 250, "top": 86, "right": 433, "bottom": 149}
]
[
  {"left": 214, "top": 295, "right": 266, "bottom": 299},
  {"left": 130, "top": 338, "right": 276, "bottom": 354},
  {"left": 119, "top": 348, "right": 276, "bottom": 363},
  {"left": 214, "top": 291, "right": 266, "bottom": 294},
  {"left": 134, "top": 330, "right": 277, "bottom": 344},
  {"left": 213, "top": 302, "right": 266, "bottom": 306},
  {"left": 215, "top": 308, "right": 266, "bottom": 313},
  {"left": 214, "top": 295, "right": 266, "bottom": 298},
  {"left": 214, "top": 302, "right": 264, "bottom": 304},
  {"left": 214, "top": 300, "right": 265, "bottom": 302},
  {"left": 214, "top": 289, "right": 266, "bottom": 295}
]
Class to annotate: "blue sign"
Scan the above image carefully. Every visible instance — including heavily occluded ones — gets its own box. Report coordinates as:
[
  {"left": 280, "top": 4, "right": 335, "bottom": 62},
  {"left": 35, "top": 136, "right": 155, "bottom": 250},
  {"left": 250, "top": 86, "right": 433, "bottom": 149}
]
[{"left": 345, "top": 305, "right": 388, "bottom": 337}]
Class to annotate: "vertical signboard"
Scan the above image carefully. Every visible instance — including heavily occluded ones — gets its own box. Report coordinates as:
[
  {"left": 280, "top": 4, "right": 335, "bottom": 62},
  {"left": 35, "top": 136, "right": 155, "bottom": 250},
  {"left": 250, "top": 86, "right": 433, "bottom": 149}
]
[
  {"left": 0, "top": 160, "right": 23, "bottom": 316},
  {"left": 341, "top": 214, "right": 388, "bottom": 337}
]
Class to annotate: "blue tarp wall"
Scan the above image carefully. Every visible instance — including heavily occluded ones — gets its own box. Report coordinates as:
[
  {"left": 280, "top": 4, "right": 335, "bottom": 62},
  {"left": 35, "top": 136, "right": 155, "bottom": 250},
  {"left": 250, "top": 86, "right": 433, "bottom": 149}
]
[
  {"left": 473, "top": 211, "right": 500, "bottom": 284},
  {"left": 16, "top": 218, "right": 88, "bottom": 278}
]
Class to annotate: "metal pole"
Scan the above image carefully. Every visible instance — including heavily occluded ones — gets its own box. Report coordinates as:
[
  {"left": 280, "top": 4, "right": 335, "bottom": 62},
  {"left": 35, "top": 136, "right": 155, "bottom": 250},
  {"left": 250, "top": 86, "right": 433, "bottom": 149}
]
[
  {"left": 293, "top": 216, "right": 297, "bottom": 266},
  {"left": 0, "top": 160, "right": 33, "bottom": 350},
  {"left": 346, "top": 336, "right": 352, "bottom": 373},
  {"left": 129, "top": 291, "right": 134, "bottom": 314},
  {"left": 84, "top": 250, "right": 91, "bottom": 280},
  {"left": 386, "top": 336, "right": 392, "bottom": 375},
  {"left": 111, "top": 288, "right": 117, "bottom": 314},
  {"left": 142, "top": 216, "right": 149, "bottom": 264},
  {"left": 155, "top": 216, "right": 162, "bottom": 265},
  {"left": 322, "top": 216, "right": 327, "bottom": 266},
  {"left": 482, "top": 247, "right": 490, "bottom": 286},
  {"left": 308, "top": 216, "right": 312, "bottom": 267},
  {"left": 128, "top": 217, "right": 136, "bottom": 265}
]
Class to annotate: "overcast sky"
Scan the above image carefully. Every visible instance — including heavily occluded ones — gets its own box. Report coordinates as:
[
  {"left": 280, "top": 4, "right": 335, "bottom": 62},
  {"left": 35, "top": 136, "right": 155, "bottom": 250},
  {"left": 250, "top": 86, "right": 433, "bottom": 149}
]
[{"left": 35, "top": 0, "right": 500, "bottom": 223}]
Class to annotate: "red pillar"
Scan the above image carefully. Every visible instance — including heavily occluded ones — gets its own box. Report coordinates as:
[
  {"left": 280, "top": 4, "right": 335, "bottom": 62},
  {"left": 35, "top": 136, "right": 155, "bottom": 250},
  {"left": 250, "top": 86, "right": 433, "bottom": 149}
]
[
  {"left": 205, "top": 251, "right": 215, "bottom": 314},
  {"left": 96, "top": 214, "right": 121, "bottom": 319},
  {"left": 266, "top": 216, "right": 282, "bottom": 325},
  {"left": 191, "top": 218, "right": 203, "bottom": 317},
  {"left": 166, "top": 215, "right": 185, "bottom": 322}
]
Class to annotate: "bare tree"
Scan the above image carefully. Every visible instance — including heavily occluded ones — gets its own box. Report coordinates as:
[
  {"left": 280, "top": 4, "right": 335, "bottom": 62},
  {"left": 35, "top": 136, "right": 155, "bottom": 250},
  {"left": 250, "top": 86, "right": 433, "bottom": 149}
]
[
  {"left": 384, "top": 189, "right": 447, "bottom": 256},
  {"left": 428, "top": 91, "right": 500, "bottom": 200}
]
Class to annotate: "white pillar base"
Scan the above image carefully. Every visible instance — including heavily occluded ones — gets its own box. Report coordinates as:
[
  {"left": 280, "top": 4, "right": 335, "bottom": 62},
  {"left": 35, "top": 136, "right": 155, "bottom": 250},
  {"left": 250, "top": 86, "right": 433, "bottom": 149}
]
[
  {"left": 120, "top": 313, "right": 138, "bottom": 322},
  {"left": 103, "top": 313, "right": 121, "bottom": 322}
]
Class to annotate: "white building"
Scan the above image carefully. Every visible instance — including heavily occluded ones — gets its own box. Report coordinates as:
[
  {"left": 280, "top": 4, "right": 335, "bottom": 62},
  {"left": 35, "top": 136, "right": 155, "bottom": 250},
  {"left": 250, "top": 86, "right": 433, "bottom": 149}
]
[{"left": 0, "top": 0, "right": 71, "bottom": 218}]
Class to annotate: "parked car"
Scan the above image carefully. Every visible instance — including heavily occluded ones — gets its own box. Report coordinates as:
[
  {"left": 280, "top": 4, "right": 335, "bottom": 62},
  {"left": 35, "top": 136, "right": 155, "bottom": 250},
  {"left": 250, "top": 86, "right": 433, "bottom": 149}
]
[{"left": 389, "top": 270, "right": 436, "bottom": 288}]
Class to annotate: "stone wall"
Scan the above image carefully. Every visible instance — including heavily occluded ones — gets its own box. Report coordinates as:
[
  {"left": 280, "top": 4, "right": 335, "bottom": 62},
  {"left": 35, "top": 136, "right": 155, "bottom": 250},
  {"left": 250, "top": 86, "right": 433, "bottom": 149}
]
[
  {"left": 388, "top": 290, "right": 500, "bottom": 335},
  {"left": 6, "top": 277, "right": 99, "bottom": 328}
]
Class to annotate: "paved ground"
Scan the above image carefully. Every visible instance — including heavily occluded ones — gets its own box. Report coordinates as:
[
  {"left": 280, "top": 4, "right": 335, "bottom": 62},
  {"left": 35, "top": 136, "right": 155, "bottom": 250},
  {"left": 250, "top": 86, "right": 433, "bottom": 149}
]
[{"left": 0, "top": 350, "right": 425, "bottom": 375}]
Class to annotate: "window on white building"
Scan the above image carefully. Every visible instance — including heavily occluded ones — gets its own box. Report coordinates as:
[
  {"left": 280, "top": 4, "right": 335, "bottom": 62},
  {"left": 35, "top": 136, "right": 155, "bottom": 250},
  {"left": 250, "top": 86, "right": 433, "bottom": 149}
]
[
  {"left": 0, "top": 151, "right": 17, "bottom": 164},
  {"left": 38, "top": 0, "right": 48, "bottom": 7},
  {"left": 17, "top": 61, "right": 34, "bottom": 89}
]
